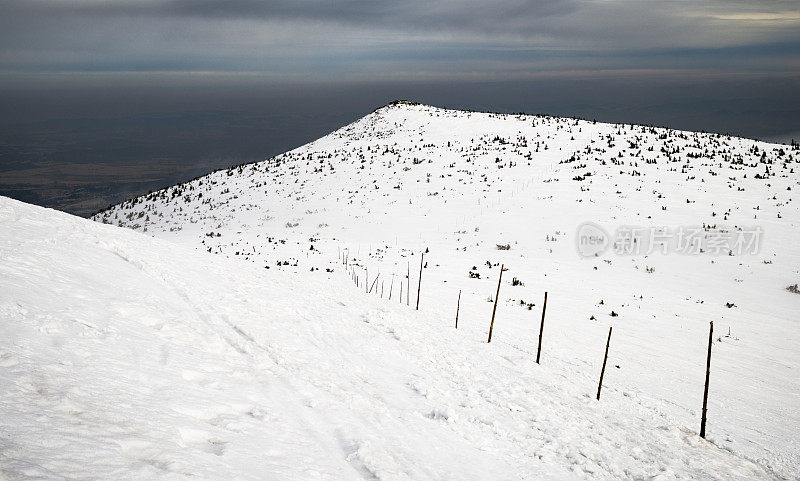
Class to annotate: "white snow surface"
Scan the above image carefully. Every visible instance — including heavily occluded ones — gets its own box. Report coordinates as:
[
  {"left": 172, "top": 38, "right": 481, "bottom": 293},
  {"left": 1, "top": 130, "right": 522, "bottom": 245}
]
[{"left": 2, "top": 102, "right": 799, "bottom": 479}]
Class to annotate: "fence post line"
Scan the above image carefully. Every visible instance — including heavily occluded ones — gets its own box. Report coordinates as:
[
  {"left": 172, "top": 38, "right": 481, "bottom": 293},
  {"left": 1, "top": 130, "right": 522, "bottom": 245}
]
[
  {"left": 700, "top": 321, "right": 714, "bottom": 439},
  {"left": 487, "top": 264, "right": 505, "bottom": 343},
  {"left": 596, "top": 326, "right": 613, "bottom": 400},
  {"left": 536, "top": 291, "right": 548, "bottom": 364}
]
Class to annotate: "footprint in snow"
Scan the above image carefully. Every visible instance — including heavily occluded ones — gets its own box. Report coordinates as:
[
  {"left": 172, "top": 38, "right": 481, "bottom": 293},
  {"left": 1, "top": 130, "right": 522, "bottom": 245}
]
[{"left": 178, "top": 427, "right": 227, "bottom": 456}]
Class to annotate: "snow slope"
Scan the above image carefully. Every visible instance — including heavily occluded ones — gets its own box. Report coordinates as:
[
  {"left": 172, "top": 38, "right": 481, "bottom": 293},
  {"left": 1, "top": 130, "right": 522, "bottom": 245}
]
[
  {"left": 2, "top": 195, "right": 576, "bottom": 480},
  {"left": 3, "top": 101, "right": 798, "bottom": 479},
  {"left": 1, "top": 193, "right": 785, "bottom": 481},
  {"left": 93, "top": 101, "right": 800, "bottom": 478}
]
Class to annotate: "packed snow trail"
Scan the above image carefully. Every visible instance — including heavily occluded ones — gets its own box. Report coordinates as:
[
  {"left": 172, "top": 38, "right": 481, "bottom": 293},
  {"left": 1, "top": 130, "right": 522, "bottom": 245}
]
[{"left": 0, "top": 197, "right": 784, "bottom": 479}]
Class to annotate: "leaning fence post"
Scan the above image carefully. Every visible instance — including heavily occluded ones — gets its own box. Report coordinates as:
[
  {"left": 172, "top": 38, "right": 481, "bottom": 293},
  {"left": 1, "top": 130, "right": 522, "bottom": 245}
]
[
  {"left": 700, "top": 321, "right": 713, "bottom": 439},
  {"left": 416, "top": 253, "right": 424, "bottom": 310},
  {"left": 455, "top": 289, "right": 461, "bottom": 329},
  {"left": 487, "top": 264, "right": 505, "bottom": 343},
  {"left": 536, "top": 291, "right": 548, "bottom": 364},
  {"left": 369, "top": 273, "right": 379, "bottom": 294},
  {"left": 596, "top": 326, "right": 613, "bottom": 400}
]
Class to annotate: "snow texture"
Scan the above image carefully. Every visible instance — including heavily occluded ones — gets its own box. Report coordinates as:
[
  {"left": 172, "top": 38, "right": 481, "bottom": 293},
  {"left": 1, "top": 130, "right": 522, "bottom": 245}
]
[{"left": 2, "top": 102, "right": 798, "bottom": 479}]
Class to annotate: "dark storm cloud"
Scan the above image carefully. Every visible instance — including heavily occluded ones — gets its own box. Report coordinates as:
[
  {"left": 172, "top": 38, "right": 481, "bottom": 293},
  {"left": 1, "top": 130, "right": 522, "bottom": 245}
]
[
  {"left": 4, "top": 0, "right": 578, "bottom": 33},
  {"left": 0, "top": 0, "right": 798, "bottom": 76}
]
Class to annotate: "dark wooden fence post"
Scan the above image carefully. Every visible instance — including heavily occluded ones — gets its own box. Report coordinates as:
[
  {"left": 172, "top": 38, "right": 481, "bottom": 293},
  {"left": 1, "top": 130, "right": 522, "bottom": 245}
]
[
  {"left": 455, "top": 289, "right": 461, "bottom": 329},
  {"left": 536, "top": 291, "right": 548, "bottom": 364},
  {"left": 700, "top": 321, "right": 713, "bottom": 439},
  {"left": 416, "top": 253, "right": 424, "bottom": 310},
  {"left": 487, "top": 265, "right": 504, "bottom": 343},
  {"left": 596, "top": 326, "right": 613, "bottom": 400}
]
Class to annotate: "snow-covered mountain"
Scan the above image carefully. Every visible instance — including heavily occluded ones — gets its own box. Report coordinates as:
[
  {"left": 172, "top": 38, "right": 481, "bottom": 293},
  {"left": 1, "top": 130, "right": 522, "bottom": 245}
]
[{"left": 3, "top": 101, "right": 798, "bottom": 479}]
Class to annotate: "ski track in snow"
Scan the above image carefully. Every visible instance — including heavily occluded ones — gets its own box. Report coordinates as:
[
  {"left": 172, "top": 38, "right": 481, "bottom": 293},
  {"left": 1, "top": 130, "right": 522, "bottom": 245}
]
[{"left": 2, "top": 102, "right": 799, "bottom": 479}]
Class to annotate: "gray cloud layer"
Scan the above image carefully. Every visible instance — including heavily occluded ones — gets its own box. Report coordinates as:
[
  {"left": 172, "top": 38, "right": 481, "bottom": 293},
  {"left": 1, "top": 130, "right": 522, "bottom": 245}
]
[{"left": 0, "top": 0, "right": 798, "bottom": 78}]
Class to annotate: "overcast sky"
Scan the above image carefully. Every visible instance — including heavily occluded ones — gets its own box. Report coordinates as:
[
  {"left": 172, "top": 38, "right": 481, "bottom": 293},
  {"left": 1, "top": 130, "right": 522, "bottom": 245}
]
[{"left": 1, "top": 0, "right": 799, "bottom": 80}]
